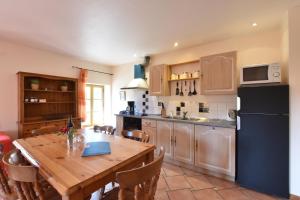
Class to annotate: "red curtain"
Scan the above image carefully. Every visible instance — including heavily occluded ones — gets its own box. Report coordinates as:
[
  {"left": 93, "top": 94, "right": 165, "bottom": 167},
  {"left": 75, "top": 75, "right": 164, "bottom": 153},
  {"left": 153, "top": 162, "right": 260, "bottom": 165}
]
[{"left": 78, "top": 69, "right": 88, "bottom": 122}]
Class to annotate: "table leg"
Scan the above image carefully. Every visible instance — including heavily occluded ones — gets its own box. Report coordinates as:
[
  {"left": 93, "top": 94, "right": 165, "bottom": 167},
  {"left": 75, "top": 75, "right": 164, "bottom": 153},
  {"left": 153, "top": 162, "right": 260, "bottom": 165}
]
[{"left": 145, "top": 150, "right": 154, "bottom": 164}]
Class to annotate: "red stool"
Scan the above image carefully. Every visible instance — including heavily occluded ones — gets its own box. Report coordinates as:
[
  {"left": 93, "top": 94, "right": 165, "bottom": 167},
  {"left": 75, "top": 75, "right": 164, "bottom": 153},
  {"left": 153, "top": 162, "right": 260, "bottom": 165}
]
[{"left": 0, "top": 132, "right": 12, "bottom": 154}]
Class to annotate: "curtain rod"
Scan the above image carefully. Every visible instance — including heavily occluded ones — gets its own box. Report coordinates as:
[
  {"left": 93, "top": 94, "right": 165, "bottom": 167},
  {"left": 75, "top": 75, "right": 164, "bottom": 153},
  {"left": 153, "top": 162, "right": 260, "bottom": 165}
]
[{"left": 72, "top": 66, "right": 113, "bottom": 76}]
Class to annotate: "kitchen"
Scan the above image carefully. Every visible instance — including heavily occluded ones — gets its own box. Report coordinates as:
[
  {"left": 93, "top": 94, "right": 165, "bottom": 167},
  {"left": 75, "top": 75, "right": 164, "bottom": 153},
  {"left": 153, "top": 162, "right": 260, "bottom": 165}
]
[
  {"left": 0, "top": 1, "right": 299, "bottom": 200},
  {"left": 113, "top": 29, "right": 290, "bottom": 199}
]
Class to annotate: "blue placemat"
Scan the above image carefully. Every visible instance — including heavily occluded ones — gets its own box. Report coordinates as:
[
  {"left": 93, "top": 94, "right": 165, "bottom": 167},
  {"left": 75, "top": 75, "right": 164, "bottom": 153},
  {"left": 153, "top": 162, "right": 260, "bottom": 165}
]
[{"left": 81, "top": 142, "right": 111, "bottom": 157}]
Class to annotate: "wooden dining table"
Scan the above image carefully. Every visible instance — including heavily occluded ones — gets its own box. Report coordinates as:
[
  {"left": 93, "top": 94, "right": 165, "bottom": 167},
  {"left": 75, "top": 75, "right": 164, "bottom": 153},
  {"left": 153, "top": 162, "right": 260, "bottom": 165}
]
[{"left": 12, "top": 129, "right": 155, "bottom": 200}]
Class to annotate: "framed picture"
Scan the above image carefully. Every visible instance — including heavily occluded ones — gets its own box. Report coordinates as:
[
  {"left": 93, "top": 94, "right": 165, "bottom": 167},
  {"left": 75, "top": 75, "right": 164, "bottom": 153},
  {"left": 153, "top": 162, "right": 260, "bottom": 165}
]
[{"left": 120, "top": 91, "right": 126, "bottom": 101}]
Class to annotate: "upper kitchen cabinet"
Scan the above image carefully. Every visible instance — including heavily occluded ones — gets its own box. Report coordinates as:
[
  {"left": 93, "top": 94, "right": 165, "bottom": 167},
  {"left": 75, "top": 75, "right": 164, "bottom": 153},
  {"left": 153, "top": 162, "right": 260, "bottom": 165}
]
[
  {"left": 149, "top": 64, "right": 170, "bottom": 96},
  {"left": 200, "top": 51, "right": 237, "bottom": 95}
]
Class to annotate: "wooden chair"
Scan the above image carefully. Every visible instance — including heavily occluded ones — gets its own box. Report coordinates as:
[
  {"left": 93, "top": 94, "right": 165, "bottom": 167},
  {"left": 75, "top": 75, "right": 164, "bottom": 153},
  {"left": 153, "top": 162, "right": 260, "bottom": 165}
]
[
  {"left": 99, "top": 130, "right": 149, "bottom": 198},
  {"left": 0, "top": 146, "right": 16, "bottom": 200},
  {"left": 2, "top": 150, "right": 61, "bottom": 200},
  {"left": 101, "top": 147, "right": 165, "bottom": 200},
  {"left": 31, "top": 125, "right": 58, "bottom": 136},
  {"left": 122, "top": 130, "right": 149, "bottom": 143},
  {"left": 94, "top": 125, "right": 115, "bottom": 135}
]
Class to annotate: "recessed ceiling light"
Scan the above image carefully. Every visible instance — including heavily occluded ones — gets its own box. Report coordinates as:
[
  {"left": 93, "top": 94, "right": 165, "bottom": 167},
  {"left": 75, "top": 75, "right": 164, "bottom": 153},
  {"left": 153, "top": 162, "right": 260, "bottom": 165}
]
[
  {"left": 174, "top": 42, "right": 178, "bottom": 47},
  {"left": 133, "top": 53, "right": 137, "bottom": 57},
  {"left": 252, "top": 22, "right": 257, "bottom": 27}
]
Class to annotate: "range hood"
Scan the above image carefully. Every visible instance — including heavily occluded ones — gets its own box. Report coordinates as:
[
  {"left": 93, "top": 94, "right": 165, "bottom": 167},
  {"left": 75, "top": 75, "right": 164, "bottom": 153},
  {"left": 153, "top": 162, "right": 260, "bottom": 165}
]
[{"left": 121, "top": 57, "right": 150, "bottom": 90}]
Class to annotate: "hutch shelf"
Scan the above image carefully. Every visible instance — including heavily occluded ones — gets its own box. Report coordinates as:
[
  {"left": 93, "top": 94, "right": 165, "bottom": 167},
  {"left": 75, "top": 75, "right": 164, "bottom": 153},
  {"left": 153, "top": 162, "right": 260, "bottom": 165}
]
[{"left": 18, "top": 72, "right": 81, "bottom": 138}]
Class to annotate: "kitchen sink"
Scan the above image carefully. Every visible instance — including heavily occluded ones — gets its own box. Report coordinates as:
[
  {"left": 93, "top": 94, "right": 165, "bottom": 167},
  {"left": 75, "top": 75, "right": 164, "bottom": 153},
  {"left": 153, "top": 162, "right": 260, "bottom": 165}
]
[{"left": 163, "top": 116, "right": 209, "bottom": 122}]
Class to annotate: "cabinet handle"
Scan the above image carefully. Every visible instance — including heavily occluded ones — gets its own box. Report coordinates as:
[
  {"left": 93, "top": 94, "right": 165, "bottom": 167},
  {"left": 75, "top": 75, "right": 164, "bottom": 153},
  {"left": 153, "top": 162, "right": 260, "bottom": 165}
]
[
  {"left": 174, "top": 136, "right": 176, "bottom": 146},
  {"left": 171, "top": 136, "right": 173, "bottom": 145},
  {"left": 195, "top": 140, "right": 198, "bottom": 151}
]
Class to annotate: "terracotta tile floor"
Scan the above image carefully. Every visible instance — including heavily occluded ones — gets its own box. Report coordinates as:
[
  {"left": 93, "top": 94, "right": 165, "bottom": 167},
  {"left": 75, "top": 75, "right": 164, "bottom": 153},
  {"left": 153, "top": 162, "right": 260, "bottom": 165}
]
[{"left": 155, "top": 162, "right": 283, "bottom": 200}]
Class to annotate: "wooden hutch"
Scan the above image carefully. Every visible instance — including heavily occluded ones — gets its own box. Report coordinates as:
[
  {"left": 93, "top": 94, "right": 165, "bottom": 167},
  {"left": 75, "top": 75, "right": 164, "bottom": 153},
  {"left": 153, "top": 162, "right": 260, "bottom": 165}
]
[{"left": 18, "top": 72, "right": 81, "bottom": 138}]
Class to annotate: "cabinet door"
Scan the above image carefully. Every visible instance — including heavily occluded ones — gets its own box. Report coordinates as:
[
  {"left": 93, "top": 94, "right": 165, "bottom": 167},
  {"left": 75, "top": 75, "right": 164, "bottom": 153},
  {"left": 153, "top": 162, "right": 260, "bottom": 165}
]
[
  {"left": 173, "top": 123, "right": 194, "bottom": 165},
  {"left": 115, "top": 116, "right": 123, "bottom": 136},
  {"left": 149, "top": 65, "right": 170, "bottom": 96},
  {"left": 156, "top": 121, "right": 173, "bottom": 159},
  {"left": 142, "top": 127, "right": 157, "bottom": 146},
  {"left": 201, "top": 51, "right": 236, "bottom": 95},
  {"left": 195, "top": 125, "right": 236, "bottom": 177}
]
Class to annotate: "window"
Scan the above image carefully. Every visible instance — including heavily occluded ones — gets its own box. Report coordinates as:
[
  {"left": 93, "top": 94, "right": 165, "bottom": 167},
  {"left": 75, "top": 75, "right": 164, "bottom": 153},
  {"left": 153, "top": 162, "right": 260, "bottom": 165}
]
[{"left": 82, "top": 84, "right": 104, "bottom": 127}]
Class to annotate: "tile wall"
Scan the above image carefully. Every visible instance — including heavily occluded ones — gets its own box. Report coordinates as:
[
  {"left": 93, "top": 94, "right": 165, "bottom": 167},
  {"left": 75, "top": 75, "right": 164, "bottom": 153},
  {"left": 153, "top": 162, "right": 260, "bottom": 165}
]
[{"left": 120, "top": 90, "right": 236, "bottom": 121}]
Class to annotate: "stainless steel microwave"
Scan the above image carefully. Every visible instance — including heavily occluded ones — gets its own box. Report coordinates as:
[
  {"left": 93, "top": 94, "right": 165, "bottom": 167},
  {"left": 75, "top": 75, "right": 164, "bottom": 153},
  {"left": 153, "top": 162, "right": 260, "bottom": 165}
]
[{"left": 240, "top": 63, "right": 281, "bottom": 85}]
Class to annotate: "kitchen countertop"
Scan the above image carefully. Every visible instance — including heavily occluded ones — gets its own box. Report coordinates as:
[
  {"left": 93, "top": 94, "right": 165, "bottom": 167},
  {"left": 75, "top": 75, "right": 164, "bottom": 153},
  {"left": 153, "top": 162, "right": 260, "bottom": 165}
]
[{"left": 115, "top": 113, "right": 236, "bottom": 129}]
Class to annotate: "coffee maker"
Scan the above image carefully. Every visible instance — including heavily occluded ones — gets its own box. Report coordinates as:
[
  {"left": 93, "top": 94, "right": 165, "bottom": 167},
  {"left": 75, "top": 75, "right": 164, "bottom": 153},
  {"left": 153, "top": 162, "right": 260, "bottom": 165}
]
[{"left": 127, "top": 101, "right": 135, "bottom": 115}]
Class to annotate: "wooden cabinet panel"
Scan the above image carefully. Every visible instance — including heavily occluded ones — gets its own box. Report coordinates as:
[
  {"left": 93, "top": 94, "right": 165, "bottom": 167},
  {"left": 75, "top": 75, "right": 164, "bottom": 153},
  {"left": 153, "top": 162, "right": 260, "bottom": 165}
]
[
  {"left": 195, "top": 125, "right": 236, "bottom": 176},
  {"left": 45, "top": 120, "right": 66, "bottom": 129},
  {"left": 142, "top": 127, "right": 157, "bottom": 146},
  {"left": 173, "top": 123, "right": 194, "bottom": 165},
  {"left": 142, "top": 119, "right": 157, "bottom": 128},
  {"left": 201, "top": 51, "right": 237, "bottom": 95},
  {"left": 116, "top": 116, "right": 123, "bottom": 136},
  {"left": 22, "top": 123, "right": 43, "bottom": 138},
  {"left": 72, "top": 119, "right": 81, "bottom": 129},
  {"left": 21, "top": 118, "right": 81, "bottom": 138},
  {"left": 156, "top": 120, "right": 173, "bottom": 159},
  {"left": 149, "top": 65, "right": 170, "bottom": 96},
  {"left": 142, "top": 119, "right": 157, "bottom": 146}
]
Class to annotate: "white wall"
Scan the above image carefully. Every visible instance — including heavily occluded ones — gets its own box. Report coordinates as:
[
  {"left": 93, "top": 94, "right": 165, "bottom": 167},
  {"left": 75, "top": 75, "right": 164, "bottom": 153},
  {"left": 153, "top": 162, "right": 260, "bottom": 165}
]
[
  {"left": 0, "top": 39, "right": 113, "bottom": 139},
  {"left": 289, "top": 5, "right": 300, "bottom": 197}
]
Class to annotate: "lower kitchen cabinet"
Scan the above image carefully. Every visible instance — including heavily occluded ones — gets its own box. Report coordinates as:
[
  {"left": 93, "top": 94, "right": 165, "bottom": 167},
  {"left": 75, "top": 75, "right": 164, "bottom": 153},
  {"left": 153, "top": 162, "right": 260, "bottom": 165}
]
[
  {"left": 195, "top": 125, "right": 236, "bottom": 177},
  {"left": 173, "top": 123, "right": 194, "bottom": 165},
  {"left": 116, "top": 115, "right": 236, "bottom": 179},
  {"left": 142, "top": 119, "right": 157, "bottom": 146},
  {"left": 156, "top": 120, "right": 173, "bottom": 159},
  {"left": 115, "top": 115, "right": 123, "bottom": 136}
]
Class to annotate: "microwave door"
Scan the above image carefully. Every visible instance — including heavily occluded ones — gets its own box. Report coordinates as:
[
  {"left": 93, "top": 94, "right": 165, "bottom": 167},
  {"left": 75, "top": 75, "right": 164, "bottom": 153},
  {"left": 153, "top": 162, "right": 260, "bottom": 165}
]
[{"left": 242, "top": 65, "right": 269, "bottom": 84}]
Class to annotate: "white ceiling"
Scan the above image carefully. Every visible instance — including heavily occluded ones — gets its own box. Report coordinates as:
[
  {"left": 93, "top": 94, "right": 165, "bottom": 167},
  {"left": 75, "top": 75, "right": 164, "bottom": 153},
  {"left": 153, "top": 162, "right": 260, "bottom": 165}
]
[{"left": 0, "top": 0, "right": 294, "bottom": 65}]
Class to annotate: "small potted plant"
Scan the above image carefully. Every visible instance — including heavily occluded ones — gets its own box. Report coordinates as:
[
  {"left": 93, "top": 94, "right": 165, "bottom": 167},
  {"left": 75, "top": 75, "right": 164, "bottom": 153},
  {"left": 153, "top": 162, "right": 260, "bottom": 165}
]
[
  {"left": 31, "top": 79, "right": 39, "bottom": 90},
  {"left": 61, "top": 81, "right": 68, "bottom": 92}
]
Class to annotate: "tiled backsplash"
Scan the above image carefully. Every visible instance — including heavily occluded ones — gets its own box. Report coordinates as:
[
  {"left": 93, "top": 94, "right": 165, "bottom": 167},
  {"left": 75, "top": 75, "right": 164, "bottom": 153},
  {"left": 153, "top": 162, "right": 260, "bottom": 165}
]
[{"left": 120, "top": 90, "right": 237, "bottom": 120}]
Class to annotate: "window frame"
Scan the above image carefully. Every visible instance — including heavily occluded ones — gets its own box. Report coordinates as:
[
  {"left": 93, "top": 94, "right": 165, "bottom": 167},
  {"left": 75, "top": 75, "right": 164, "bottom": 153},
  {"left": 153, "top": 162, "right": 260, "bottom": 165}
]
[{"left": 83, "top": 84, "right": 105, "bottom": 127}]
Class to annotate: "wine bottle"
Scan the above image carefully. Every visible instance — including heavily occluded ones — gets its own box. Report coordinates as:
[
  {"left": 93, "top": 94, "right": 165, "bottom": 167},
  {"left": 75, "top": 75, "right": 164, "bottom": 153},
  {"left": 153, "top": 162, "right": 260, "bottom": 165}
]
[{"left": 67, "top": 115, "right": 74, "bottom": 129}]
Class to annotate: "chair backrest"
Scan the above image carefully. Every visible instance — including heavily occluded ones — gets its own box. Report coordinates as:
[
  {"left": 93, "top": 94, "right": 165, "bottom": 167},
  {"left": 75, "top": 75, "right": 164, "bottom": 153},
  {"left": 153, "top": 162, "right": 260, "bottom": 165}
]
[
  {"left": 0, "top": 146, "right": 11, "bottom": 196},
  {"left": 116, "top": 147, "right": 165, "bottom": 200},
  {"left": 2, "top": 150, "right": 44, "bottom": 200},
  {"left": 31, "top": 125, "right": 58, "bottom": 136},
  {"left": 122, "top": 130, "right": 150, "bottom": 143},
  {"left": 94, "top": 125, "right": 115, "bottom": 135}
]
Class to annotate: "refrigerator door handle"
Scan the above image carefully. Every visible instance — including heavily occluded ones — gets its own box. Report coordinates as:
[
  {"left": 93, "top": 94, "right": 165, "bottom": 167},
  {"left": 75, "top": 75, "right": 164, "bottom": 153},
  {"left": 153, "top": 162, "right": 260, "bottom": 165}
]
[
  {"left": 237, "top": 96, "right": 241, "bottom": 111},
  {"left": 237, "top": 116, "right": 241, "bottom": 131}
]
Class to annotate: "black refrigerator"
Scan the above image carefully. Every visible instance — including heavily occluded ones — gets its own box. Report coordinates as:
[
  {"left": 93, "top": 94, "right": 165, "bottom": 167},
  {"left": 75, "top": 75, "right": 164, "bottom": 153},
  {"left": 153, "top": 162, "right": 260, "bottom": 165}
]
[{"left": 236, "top": 84, "right": 289, "bottom": 198}]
